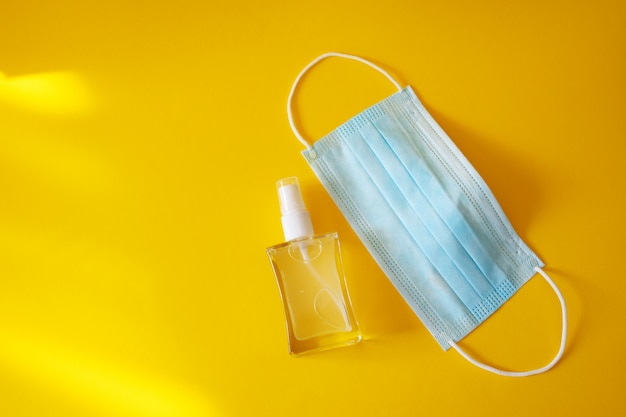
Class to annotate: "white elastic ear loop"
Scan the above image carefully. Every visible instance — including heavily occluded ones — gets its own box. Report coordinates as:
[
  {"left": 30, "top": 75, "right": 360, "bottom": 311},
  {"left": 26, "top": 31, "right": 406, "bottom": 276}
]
[
  {"left": 287, "top": 52, "right": 403, "bottom": 149},
  {"left": 448, "top": 267, "right": 567, "bottom": 377}
]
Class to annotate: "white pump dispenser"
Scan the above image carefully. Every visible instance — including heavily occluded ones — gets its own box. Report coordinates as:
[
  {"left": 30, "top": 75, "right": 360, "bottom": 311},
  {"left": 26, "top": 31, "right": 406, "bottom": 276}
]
[{"left": 277, "top": 177, "right": 314, "bottom": 241}]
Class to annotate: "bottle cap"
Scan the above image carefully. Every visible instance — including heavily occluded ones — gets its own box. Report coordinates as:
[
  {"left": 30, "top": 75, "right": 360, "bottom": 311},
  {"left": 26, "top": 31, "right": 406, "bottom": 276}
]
[{"left": 276, "top": 177, "right": 314, "bottom": 241}]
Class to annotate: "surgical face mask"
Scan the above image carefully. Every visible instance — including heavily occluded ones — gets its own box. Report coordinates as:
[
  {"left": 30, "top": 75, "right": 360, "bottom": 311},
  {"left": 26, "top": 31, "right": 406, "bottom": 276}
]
[{"left": 287, "top": 52, "right": 567, "bottom": 377}]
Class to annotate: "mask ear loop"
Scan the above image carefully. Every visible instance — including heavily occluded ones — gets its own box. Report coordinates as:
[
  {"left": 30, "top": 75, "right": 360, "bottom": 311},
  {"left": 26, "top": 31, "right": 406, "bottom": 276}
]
[
  {"left": 287, "top": 52, "right": 403, "bottom": 149},
  {"left": 448, "top": 267, "right": 568, "bottom": 377}
]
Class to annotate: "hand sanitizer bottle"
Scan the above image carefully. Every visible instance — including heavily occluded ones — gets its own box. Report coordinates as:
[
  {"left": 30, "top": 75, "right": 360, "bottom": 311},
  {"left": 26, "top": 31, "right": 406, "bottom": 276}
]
[{"left": 266, "top": 177, "right": 361, "bottom": 355}]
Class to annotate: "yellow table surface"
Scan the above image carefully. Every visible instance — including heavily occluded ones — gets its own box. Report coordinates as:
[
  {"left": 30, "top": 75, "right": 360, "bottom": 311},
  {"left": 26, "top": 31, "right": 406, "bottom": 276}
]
[{"left": 1, "top": 1, "right": 625, "bottom": 416}]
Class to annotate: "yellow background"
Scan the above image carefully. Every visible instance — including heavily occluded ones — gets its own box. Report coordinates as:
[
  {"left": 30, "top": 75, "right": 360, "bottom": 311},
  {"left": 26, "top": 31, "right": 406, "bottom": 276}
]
[{"left": 1, "top": 0, "right": 625, "bottom": 416}]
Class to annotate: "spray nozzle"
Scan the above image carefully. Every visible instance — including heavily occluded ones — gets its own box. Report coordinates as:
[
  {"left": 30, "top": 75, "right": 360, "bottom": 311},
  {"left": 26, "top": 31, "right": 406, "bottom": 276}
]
[{"left": 276, "top": 177, "right": 314, "bottom": 241}]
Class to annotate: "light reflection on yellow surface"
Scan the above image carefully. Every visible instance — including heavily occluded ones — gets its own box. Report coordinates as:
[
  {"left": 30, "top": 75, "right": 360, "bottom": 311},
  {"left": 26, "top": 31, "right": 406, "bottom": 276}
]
[
  {"left": 0, "top": 329, "right": 215, "bottom": 417},
  {"left": 0, "top": 71, "right": 93, "bottom": 115},
  {"left": 0, "top": 71, "right": 113, "bottom": 194}
]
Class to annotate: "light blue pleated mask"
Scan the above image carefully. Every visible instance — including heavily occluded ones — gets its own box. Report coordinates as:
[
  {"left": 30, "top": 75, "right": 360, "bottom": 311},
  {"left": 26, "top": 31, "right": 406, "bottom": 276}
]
[{"left": 287, "top": 53, "right": 568, "bottom": 376}]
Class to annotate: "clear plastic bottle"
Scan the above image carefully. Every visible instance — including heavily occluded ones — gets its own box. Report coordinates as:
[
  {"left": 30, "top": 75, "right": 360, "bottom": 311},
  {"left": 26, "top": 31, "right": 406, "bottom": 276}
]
[{"left": 266, "top": 177, "right": 361, "bottom": 355}]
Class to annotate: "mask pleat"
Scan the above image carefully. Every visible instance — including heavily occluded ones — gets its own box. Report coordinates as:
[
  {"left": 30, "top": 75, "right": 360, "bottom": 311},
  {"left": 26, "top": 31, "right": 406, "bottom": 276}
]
[
  {"left": 353, "top": 121, "right": 517, "bottom": 323},
  {"left": 395, "top": 90, "right": 542, "bottom": 285},
  {"left": 346, "top": 125, "right": 489, "bottom": 312},
  {"left": 308, "top": 132, "right": 476, "bottom": 340},
  {"left": 371, "top": 110, "right": 516, "bottom": 306}
]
